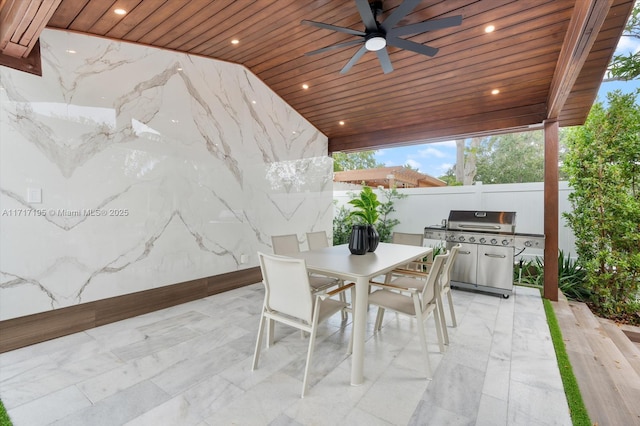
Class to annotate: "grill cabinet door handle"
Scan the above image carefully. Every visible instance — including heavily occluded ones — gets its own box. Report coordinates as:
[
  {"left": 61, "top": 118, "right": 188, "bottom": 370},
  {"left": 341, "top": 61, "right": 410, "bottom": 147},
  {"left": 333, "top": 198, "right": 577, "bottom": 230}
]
[
  {"left": 459, "top": 251, "right": 471, "bottom": 255},
  {"left": 484, "top": 253, "right": 506, "bottom": 258}
]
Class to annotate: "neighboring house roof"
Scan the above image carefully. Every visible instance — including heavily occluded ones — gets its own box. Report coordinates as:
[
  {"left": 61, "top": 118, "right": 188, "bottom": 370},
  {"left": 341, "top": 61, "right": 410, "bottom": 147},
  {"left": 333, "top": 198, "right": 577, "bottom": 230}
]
[{"left": 334, "top": 166, "right": 447, "bottom": 188}]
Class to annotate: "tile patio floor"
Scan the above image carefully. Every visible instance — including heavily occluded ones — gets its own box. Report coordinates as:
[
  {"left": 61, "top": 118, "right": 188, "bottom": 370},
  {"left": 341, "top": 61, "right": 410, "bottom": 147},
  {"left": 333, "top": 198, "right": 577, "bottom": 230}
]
[{"left": 0, "top": 284, "right": 571, "bottom": 425}]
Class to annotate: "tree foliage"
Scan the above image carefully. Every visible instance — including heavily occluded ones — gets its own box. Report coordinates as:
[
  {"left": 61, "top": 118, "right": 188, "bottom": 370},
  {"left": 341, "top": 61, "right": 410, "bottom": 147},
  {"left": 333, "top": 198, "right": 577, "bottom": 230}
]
[
  {"left": 605, "top": 4, "right": 640, "bottom": 82},
  {"left": 475, "top": 131, "right": 546, "bottom": 184},
  {"left": 446, "top": 131, "right": 570, "bottom": 185},
  {"left": 563, "top": 90, "right": 640, "bottom": 323},
  {"left": 376, "top": 187, "right": 407, "bottom": 242},
  {"left": 332, "top": 151, "right": 383, "bottom": 172}
]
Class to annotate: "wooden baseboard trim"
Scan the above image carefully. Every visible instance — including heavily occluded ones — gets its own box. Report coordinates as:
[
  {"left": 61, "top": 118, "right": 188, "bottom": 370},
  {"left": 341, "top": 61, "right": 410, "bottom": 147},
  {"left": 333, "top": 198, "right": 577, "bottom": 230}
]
[{"left": 0, "top": 267, "right": 261, "bottom": 353}]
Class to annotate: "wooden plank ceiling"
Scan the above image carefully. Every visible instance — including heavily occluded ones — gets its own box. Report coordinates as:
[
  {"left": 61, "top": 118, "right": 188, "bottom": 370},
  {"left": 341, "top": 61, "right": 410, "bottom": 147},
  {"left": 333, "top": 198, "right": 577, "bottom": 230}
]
[{"left": 7, "top": 0, "right": 635, "bottom": 152}]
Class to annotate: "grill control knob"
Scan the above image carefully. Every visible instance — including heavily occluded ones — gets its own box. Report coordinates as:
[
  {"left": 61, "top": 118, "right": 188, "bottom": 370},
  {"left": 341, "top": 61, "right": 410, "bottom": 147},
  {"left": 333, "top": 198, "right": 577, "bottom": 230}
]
[
  {"left": 502, "top": 239, "right": 509, "bottom": 246},
  {"left": 469, "top": 237, "right": 476, "bottom": 243},
  {"left": 490, "top": 238, "right": 498, "bottom": 245},
  {"left": 524, "top": 241, "right": 532, "bottom": 247},
  {"left": 458, "top": 236, "right": 465, "bottom": 242},
  {"left": 479, "top": 237, "right": 486, "bottom": 244}
]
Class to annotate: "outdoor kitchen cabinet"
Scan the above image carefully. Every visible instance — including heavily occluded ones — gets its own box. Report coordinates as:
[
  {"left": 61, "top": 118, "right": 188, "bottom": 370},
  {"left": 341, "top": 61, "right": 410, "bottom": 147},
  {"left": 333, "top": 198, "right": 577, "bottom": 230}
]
[
  {"left": 450, "top": 244, "right": 477, "bottom": 284},
  {"left": 476, "top": 245, "right": 514, "bottom": 290},
  {"left": 448, "top": 242, "right": 513, "bottom": 297}
]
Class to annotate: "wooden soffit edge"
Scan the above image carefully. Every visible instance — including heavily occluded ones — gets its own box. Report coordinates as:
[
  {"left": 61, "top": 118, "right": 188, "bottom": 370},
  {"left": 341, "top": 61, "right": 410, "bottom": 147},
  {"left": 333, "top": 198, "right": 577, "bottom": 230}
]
[
  {"left": 0, "top": 0, "right": 62, "bottom": 57},
  {"left": 0, "top": 0, "right": 61, "bottom": 75},
  {"left": 328, "top": 103, "right": 547, "bottom": 153},
  {"left": 0, "top": 38, "right": 41, "bottom": 75},
  {"left": 547, "top": 0, "right": 615, "bottom": 119}
]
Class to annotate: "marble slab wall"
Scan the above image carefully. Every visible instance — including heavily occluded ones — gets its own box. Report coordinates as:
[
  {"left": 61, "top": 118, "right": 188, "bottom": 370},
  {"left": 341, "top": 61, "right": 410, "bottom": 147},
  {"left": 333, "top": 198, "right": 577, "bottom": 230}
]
[{"left": 0, "top": 30, "right": 332, "bottom": 321}]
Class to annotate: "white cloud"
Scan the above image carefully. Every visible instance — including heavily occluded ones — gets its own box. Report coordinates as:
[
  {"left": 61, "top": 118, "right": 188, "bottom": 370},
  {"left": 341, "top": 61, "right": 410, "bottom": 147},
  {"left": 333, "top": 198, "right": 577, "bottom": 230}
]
[
  {"left": 615, "top": 35, "right": 640, "bottom": 55},
  {"left": 435, "top": 162, "right": 453, "bottom": 174},
  {"left": 406, "top": 159, "right": 421, "bottom": 170},
  {"left": 377, "top": 149, "right": 387, "bottom": 156},
  {"left": 432, "top": 140, "right": 457, "bottom": 148},
  {"left": 416, "top": 147, "right": 446, "bottom": 158}
]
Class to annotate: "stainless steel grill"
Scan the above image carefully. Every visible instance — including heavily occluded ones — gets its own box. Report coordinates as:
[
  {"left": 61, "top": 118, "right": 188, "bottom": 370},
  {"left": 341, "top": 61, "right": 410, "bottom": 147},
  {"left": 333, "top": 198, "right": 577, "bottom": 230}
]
[{"left": 424, "top": 210, "right": 544, "bottom": 298}]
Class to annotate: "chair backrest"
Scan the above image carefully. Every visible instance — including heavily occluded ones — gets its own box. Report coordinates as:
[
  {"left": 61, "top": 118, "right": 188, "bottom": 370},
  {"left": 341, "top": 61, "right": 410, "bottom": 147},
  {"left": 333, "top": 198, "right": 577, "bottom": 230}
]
[
  {"left": 421, "top": 252, "right": 448, "bottom": 311},
  {"left": 258, "top": 252, "right": 313, "bottom": 323},
  {"left": 440, "top": 244, "right": 460, "bottom": 287},
  {"left": 392, "top": 232, "right": 426, "bottom": 270},
  {"left": 271, "top": 234, "right": 300, "bottom": 255},
  {"left": 391, "top": 232, "right": 424, "bottom": 247},
  {"left": 307, "top": 231, "right": 329, "bottom": 250}
]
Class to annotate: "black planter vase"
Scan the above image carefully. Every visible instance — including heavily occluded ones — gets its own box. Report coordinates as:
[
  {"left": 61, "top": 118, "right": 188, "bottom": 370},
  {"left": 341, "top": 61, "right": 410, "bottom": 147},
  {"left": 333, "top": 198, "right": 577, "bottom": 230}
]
[
  {"left": 367, "top": 224, "right": 380, "bottom": 252},
  {"left": 348, "top": 224, "right": 369, "bottom": 255}
]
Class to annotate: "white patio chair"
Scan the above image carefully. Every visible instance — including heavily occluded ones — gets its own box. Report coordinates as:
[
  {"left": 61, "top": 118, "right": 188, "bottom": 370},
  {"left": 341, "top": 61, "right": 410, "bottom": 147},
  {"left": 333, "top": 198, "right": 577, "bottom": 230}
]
[
  {"left": 274, "top": 233, "right": 349, "bottom": 320},
  {"left": 252, "top": 252, "right": 354, "bottom": 398},
  {"left": 306, "top": 230, "right": 330, "bottom": 250},
  {"left": 271, "top": 234, "right": 300, "bottom": 255},
  {"left": 368, "top": 253, "right": 449, "bottom": 378},
  {"left": 392, "top": 244, "right": 462, "bottom": 345},
  {"left": 391, "top": 232, "right": 429, "bottom": 272},
  {"left": 307, "top": 231, "right": 351, "bottom": 320},
  {"left": 271, "top": 234, "right": 340, "bottom": 292},
  {"left": 438, "top": 244, "right": 461, "bottom": 333}
]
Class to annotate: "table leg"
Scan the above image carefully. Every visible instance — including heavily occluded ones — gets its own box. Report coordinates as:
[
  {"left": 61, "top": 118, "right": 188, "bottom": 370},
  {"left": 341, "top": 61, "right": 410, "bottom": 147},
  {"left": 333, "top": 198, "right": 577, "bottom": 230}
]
[{"left": 351, "top": 276, "right": 369, "bottom": 386}]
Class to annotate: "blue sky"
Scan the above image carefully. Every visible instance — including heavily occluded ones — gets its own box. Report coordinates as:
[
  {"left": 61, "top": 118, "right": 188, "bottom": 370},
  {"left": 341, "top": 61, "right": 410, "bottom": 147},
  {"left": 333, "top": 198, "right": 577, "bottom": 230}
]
[{"left": 375, "top": 31, "right": 640, "bottom": 178}]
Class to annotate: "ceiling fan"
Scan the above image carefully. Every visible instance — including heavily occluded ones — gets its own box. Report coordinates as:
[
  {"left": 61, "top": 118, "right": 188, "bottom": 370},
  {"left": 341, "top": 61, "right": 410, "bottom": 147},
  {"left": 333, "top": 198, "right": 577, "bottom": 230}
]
[{"left": 301, "top": 0, "right": 462, "bottom": 74}]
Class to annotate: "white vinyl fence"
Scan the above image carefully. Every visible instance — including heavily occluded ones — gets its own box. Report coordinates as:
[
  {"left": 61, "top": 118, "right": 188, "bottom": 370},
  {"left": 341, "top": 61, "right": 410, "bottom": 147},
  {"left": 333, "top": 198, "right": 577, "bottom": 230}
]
[{"left": 334, "top": 181, "right": 576, "bottom": 262}]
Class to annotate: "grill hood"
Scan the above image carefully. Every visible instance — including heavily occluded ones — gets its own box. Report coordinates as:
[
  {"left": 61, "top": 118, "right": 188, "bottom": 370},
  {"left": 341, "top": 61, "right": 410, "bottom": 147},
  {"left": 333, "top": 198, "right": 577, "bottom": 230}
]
[{"left": 447, "top": 210, "right": 516, "bottom": 235}]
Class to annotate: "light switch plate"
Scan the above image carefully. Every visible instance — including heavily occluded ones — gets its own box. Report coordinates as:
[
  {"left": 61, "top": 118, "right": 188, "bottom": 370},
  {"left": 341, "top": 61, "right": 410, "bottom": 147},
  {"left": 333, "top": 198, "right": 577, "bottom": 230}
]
[{"left": 27, "top": 188, "right": 42, "bottom": 203}]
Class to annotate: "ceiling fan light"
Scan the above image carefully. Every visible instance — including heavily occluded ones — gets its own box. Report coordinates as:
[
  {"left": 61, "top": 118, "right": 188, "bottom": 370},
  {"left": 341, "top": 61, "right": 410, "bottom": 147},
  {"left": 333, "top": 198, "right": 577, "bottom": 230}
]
[{"left": 365, "top": 36, "right": 386, "bottom": 51}]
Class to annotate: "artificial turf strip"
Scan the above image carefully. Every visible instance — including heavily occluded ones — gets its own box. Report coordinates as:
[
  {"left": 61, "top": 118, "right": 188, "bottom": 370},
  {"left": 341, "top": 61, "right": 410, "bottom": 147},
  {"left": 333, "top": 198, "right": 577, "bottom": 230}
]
[
  {"left": 542, "top": 298, "right": 592, "bottom": 426},
  {"left": 0, "top": 399, "right": 12, "bottom": 426}
]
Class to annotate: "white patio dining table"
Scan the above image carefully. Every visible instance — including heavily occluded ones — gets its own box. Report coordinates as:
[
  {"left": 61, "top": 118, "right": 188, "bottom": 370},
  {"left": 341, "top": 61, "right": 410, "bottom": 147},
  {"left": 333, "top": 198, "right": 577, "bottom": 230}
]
[{"left": 287, "top": 242, "right": 433, "bottom": 386}]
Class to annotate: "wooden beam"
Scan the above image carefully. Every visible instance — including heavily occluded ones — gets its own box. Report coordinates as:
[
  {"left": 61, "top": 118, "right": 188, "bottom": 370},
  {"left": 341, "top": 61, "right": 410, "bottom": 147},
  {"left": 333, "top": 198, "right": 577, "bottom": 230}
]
[
  {"left": 0, "top": 38, "right": 41, "bottom": 75},
  {"left": 544, "top": 119, "right": 559, "bottom": 301},
  {"left": 0, "top": 0, "right": 62, "bottom": 58},
  {"left": 329, "top": 104, "right": 546, "bottom": 153},
  {"left": 547, "top": 0, "right": 614, "bottom": 119}
]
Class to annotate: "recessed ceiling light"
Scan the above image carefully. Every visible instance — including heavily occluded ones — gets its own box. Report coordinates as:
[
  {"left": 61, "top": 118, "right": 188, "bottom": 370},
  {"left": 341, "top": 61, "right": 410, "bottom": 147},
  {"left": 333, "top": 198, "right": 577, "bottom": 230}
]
[
  {"left": 302, "top": 84, "right": 309, "bottom": 90},
  {"left": 231, "top": 39, "right": 239, "bottom": 45},
  {"left": 485, "top": 25, "right": 495, "bottom": 33},
  {"left": 177, "top": 67, "right": 182, "bottom": 71},
  {"left": 339, "top": 121, "right": 345, "bottom": 125},
  {"left": 65, "top": 49, "right": 76, "bottom": 54},
  {"left": 251, "top": 100, "right": 257, "bottom": 104},
  {"left": 114, "top": 8, "right": 127, "bottom": 15},
  {"left": 491, "top": 89, "right": 500, "bottom": 95}
]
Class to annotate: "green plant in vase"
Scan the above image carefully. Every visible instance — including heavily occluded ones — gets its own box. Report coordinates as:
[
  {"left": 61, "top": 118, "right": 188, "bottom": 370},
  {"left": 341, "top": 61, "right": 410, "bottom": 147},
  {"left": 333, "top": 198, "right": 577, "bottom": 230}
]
[{"left": 348, "top": 186, "right": 381, "bottom": 252}]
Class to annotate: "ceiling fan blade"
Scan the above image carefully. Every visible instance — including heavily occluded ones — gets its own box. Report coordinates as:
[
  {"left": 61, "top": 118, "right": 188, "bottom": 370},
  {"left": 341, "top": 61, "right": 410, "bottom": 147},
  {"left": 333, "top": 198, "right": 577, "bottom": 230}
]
[
  {"left": 301, "top": 19, "right": 366, "bottom": 36},
  {"left": 381, "top": 0, "right": 422, "bottom": 31},
  {"left": 387, "top": 36, "right": 439, "bottom": 56},
  {"left": 355, "top": 0, "right": 378, "bottom": 31},
  {"left": 305, "top": 39, "right": 364, "bottom": 56},
  {"left": 340, "top": 45, "right": 368, "bottom": 74},
  {"left": 389, "top": 15, "right": 463, "bottom": 37},
  {"left": 376, "top": 48, "right": 394, "bottom": 74}
]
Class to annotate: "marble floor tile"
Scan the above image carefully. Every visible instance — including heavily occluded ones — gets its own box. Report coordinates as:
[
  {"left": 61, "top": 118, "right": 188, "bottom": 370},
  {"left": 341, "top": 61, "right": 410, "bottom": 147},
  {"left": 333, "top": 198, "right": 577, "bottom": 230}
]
[{"left": 0, "top": 283, "right": 571, "bottom": 426}]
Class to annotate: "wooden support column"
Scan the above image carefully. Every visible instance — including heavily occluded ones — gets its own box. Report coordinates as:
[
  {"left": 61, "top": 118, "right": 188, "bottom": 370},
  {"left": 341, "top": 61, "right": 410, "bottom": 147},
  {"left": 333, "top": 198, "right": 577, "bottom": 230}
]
[{"left": 543, "top": 120, "right": 559, "bottom": 301}]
